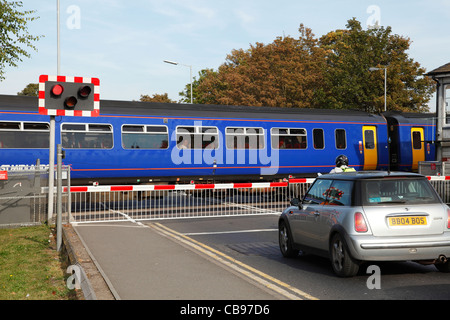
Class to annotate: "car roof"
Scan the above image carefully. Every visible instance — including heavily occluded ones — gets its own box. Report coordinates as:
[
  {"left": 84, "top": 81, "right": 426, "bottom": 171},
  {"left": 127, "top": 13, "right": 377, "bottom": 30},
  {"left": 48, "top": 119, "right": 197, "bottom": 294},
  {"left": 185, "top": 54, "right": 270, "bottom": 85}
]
[{"left": 318, "top": 171, "right": 425, "bottom": 181}]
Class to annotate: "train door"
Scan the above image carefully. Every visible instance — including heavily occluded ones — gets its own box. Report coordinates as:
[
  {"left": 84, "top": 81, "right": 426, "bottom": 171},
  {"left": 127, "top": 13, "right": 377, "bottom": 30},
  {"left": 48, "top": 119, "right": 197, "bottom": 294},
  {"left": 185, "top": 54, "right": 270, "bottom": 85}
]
[
  {"left": 411, "top": 127, "right": 425, "bottom": 171},
  {"left": 362, "top": 126, "right": 378, "bottom": 170}
]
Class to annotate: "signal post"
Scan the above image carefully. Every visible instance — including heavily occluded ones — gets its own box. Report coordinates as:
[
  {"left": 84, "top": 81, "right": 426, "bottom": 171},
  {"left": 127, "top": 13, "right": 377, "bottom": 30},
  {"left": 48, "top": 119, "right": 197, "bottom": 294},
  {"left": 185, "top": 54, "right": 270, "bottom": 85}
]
[{"left": 38, "top": 75, "right": 100, "bottom": 250}]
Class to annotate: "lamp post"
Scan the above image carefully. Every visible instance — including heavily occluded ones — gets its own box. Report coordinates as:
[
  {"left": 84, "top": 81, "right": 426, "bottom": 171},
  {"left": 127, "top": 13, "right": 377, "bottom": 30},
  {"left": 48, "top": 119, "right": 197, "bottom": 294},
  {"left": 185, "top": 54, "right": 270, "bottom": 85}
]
[
  {"left": 164, "top": 60, "right": 193, "bottom": 104},
  {"left": 369, "top": 67, "right": 387, "bottom": 112}
]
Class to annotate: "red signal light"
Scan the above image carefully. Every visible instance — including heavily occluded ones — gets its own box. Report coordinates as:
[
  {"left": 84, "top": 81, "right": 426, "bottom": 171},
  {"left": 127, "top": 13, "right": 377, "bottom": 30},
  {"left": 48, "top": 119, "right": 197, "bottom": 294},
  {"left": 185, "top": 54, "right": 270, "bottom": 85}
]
[
  {"left": 78, "top": 85, "right": 92, "bottom": 99},
  {"left": 51, "top": 84, "right": 64, "bottom": 96},
  {"left": 64, "top": 96, "right": 77, "bottom": 109}
]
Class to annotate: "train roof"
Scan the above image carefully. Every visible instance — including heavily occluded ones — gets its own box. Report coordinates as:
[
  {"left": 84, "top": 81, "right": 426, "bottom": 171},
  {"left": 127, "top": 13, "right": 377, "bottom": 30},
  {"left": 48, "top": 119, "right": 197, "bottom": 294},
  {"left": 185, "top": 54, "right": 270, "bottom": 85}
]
[
  {"left": 0, "top": 94, "right": 387, "bottom": 122},
  {"left": 383, "top": 110, "right": 436, "bottom": 124}
]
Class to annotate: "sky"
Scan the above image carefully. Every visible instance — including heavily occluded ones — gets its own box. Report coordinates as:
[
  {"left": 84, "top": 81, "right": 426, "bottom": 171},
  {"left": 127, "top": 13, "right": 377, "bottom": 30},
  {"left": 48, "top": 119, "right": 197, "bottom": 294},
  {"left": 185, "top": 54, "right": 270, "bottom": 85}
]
[{"left": 1, "top": 0, "right": 450, "bottom": 110}]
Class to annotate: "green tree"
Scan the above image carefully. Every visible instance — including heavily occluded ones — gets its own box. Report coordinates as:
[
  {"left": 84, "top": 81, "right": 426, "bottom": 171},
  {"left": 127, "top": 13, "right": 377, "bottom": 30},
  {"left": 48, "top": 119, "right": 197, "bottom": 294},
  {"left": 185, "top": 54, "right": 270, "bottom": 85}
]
[
  {"left": 318, "top": 18, "right": 434, "bottom": 112},
  {"left": 0, "top": 1, "right": 41, "bottom": 81},
  {"left": 179, "top": 69, "right": 215, "bottom": 104},
  {"left": 17, "top": 82, "right": 38, "bottom": 96}
]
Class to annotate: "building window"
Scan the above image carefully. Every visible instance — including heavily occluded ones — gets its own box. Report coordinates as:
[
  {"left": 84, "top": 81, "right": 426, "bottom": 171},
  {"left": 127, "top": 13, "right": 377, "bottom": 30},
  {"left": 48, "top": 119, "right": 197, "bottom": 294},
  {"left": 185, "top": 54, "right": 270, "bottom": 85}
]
[
  {"left": 0, "top": 121, "right": 49, "bottom": 148},
  {"left": 122, "top": 125, "right": 168, "bottom": 149},
  {"left": 62, "top": 123, "right": 113, "bottom": 149}
]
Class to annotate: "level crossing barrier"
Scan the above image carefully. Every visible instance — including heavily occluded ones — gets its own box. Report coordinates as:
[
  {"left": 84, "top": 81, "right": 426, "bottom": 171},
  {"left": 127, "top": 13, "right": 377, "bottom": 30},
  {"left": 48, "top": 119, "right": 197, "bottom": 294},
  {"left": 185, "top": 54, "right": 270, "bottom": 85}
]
[
  {"left": 65, "top": 179, "right": 315, "bottom": 224},
  {"left": 12, "top": 175, "right": 450, "bottom": 225},
  {"left": 427, "top": 176, "right": 450, "bottom": 204}
]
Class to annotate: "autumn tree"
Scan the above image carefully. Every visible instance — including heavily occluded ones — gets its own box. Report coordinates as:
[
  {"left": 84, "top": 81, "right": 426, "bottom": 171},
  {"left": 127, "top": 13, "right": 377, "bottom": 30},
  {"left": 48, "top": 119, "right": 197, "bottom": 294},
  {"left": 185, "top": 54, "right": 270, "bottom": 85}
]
[
  {"left": 191, "top": 24, "right": 326, "bottom": 108},
  {"left": 0, "top": 1, "right": 41, "bottom": 81},
  {"left": 318, "top": 18, "right": 434, "bottom": 113},
  {"left": 139, "top": 93, "right": 177, "bottom": 103},
  {"left": 186, "top": 18, "right": 433, "bottom": 113}
]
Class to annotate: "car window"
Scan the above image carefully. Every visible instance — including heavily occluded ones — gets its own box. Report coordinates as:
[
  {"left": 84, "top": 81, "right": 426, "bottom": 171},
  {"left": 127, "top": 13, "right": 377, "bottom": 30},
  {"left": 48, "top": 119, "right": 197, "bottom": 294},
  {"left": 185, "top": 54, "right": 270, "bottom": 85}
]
[
  {"left": 324, "top": 180, "right": 354, "bottom": 206},
  {"left": 362, "top": 178, "right": 440, "bottom": 205},
  {"left": 303, "top": 179, "right": 333, "bottom": 205}
]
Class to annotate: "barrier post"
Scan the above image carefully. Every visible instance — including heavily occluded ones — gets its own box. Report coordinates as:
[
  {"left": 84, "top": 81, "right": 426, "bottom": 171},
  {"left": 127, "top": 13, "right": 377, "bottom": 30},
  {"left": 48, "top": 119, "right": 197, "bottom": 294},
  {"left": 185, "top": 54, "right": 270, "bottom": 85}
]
[{"left": 56, "top": 144, "right": 63, "bottom": 251}]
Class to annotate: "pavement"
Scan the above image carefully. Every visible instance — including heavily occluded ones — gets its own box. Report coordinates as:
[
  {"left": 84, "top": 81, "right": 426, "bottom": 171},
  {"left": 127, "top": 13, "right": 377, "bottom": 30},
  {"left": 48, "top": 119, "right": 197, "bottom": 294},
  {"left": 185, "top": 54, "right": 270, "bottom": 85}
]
[{"left": 62, "top": 220, "right": 287, "bottom": 300}]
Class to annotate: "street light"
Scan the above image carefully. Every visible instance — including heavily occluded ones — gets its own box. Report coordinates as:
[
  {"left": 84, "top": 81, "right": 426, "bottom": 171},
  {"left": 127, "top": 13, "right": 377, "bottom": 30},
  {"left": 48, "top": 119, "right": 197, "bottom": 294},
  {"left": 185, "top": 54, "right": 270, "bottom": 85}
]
[
  {"left": 369, "top": 66, "right": 387, "bottom": 112},
  {"left": 164, "top": 60, "right": 193, "bottom": 104}
]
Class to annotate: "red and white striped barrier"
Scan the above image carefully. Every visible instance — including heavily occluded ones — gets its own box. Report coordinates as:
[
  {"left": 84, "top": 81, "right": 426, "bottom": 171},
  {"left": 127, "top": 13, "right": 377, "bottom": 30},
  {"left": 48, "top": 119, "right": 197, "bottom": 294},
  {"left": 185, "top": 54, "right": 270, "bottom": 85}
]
[
  {"left": 427, "top": 176, "right": 450, "bottom": 181},
  {"left": 55, "top": 176, "right": 449, "bottom": 193},
  {"left": 63, "top": 179, "right": 316, "bottom": 193}
]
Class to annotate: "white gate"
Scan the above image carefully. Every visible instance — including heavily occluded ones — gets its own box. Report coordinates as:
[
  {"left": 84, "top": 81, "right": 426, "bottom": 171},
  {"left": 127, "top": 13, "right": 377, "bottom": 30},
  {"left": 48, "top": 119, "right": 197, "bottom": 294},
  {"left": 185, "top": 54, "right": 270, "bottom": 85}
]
[
  {"left": 66, "top": 179, "right": 315, "bottom": 224},
  {"left": 44, "top": 175, "right": 450, "bottom": 225}
]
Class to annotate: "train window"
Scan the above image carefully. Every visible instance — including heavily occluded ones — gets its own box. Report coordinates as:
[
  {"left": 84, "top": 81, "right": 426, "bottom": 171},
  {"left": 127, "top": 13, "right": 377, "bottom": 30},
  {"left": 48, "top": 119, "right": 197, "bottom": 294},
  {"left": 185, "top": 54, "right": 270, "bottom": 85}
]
[
  {"left": 176, "top": 126, "right": 219, "bottom": 150},
  {"left": 271, "top": 127, "right": 307, "bottom": 149},
  {"left": 147, "top": 126, "right": 168, "bottom": 133},
  {"left": 0, "top": 122, "right": 20, "bottom": 130},
  {"left": 62, "top": 124, "right": 85, "bottom": 131},
  {"left": 412, "top": 131, "right": 422, "bottom": 150},
  {"left": 89, "top": 124, "right": 111, "bottom": 132},
  {"left": 335, "top": 129, "right": 347, "bottom": 150},
  {"left": 123, "top": 125, "right": 143, "bottom": 132},
  {"left": 0, "top": 121, "right": 49, "bottom": 149},
  {"left": 24, "top": 123, "right": 49, "bottom": 131},
  {"left": 364, "top": 130, "right": 375, "bottom": 149},
  {"left": 61, "top": 123, "right": 113, "bottom": 149},
  {"left": 313, "top": 129, "right": 324, "bottom": 149},
  {"left": 226, "top": 127, "right": 264, "bottom": 149},
  {"left": 122, "top": 125, "right": 169, "bottom": 149}
]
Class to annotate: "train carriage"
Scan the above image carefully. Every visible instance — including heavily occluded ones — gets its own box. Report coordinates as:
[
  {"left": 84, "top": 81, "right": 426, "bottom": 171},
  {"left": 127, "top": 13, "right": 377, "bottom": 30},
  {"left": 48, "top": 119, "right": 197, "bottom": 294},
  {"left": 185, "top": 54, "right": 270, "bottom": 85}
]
[
  {"left": 384, "top": 111, "right": 436, "bottom": 172},
  {"left": 0, "top": 94, "right": 435, "bottom": 185}
]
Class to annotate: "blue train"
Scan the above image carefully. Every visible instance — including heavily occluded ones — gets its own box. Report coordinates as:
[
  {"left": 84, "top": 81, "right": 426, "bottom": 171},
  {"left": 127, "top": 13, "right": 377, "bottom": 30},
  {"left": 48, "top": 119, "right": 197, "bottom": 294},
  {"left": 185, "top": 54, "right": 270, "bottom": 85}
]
[{"left": 0, "top": 94, "right": 436, "bottom": 185}]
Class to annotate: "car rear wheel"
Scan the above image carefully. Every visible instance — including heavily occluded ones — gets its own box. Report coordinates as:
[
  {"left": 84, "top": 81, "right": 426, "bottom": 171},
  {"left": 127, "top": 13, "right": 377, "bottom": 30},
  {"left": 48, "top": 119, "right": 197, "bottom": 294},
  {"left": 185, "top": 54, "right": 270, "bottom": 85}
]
[
  {"left": 279, "top": 221, "right": 299, "bottom": 258},
  {"left": 330, "top": 233, "right": 359, "bottom": 277}
]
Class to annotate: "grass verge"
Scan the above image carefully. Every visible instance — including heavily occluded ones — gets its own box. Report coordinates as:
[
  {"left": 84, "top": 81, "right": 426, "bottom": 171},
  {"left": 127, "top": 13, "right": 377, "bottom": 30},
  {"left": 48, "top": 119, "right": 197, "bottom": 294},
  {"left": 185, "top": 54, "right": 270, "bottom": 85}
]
[{"left": 0, "top": 224, "right": 78, "bottom": 300}]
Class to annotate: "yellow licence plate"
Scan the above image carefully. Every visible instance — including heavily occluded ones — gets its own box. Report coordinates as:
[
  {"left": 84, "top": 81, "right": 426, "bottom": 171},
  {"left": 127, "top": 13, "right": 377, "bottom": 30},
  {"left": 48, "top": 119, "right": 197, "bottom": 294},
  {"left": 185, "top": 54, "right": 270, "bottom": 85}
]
[{"left": 388, "top": 216, "right": 427, "bottom": 226}]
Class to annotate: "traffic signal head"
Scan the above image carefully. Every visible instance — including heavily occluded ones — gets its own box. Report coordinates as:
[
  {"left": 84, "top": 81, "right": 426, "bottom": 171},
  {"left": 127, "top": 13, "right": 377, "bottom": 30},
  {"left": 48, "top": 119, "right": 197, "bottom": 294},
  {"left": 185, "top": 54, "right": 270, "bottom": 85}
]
[{"left": 39, "top": 75, "right": 100, "bottom": 117}]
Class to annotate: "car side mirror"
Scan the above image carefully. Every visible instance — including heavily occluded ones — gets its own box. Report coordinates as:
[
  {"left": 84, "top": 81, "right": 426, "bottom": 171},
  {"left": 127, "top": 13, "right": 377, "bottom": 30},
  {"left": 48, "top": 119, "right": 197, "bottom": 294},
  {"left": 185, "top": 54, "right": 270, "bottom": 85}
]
[{"left": 290, "top": 198, "right": 301, "bottom": 208}]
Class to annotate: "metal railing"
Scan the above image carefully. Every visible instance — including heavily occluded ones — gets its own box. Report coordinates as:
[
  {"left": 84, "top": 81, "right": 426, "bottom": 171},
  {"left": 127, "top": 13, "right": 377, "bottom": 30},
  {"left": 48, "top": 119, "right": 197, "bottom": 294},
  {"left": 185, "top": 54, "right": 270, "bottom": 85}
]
[
  {"left": 67, "top": 179, "right": 315, "bottom": 224},
  {"left": 0, "top": 165, "right": 70, "bottom": 228},
  {"left": 4, "top": 173, "right": 450, "bottom": 227},
  {"left": 65, "top": 176, "right": 450, "bottom": 224},
  {"left": 427, "top": 176, "right": 450, "bottom": 204}
]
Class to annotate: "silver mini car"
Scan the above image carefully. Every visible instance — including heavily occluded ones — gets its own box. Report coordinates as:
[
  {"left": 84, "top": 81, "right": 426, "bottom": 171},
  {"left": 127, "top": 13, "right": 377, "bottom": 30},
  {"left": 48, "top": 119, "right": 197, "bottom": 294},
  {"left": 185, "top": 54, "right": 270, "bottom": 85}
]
[{"left": 279, "top": 171, "right": 450, "bottom": 277}]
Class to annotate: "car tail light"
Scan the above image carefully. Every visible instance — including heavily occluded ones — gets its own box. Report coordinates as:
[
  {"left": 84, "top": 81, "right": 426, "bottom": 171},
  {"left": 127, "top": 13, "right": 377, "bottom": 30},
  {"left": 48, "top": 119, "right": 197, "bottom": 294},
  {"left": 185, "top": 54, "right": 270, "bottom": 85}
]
[
  {"left": 355, "top": 212, "right": 368, "bottom": 232},
  {"left": 447, "top": 208, "right": 450, "bottom": 229}
]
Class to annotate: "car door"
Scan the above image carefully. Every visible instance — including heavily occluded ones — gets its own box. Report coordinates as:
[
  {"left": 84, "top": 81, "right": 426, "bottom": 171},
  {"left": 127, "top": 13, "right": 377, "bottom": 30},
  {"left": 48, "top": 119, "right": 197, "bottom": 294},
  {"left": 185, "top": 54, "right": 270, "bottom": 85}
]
[
  {"left": 317, "top": 180, "right": 354, "bottom": 251},
  {"left": 290, "top": 179, "right": 332, "bottom": 248}
]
